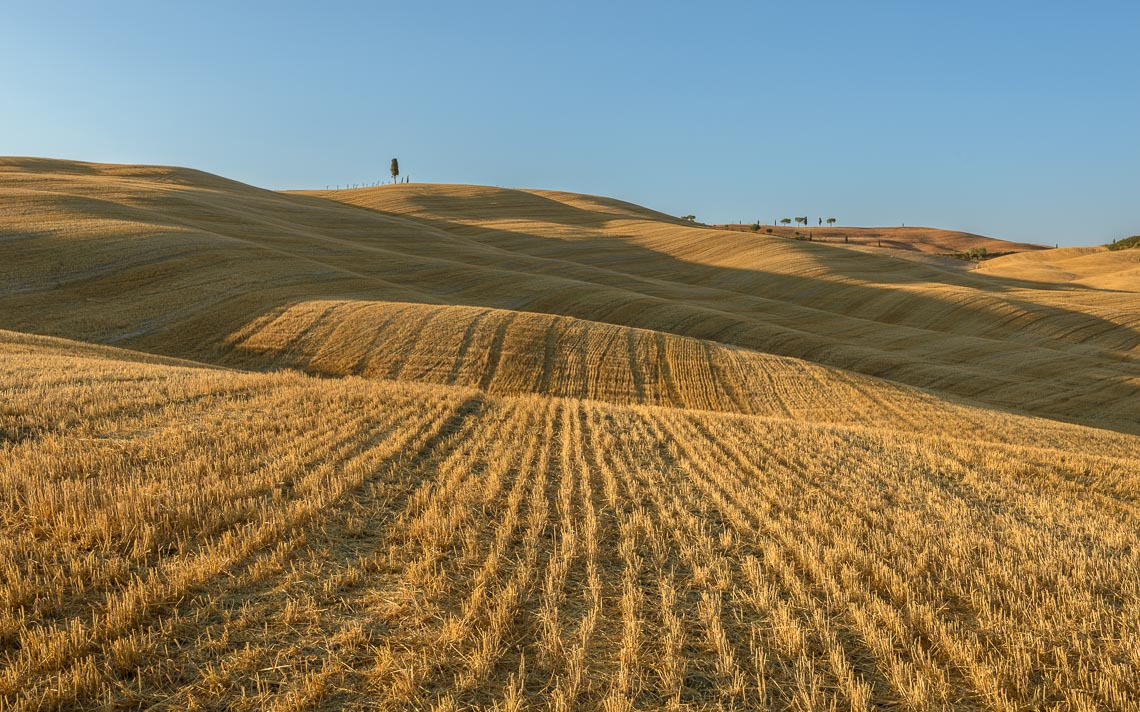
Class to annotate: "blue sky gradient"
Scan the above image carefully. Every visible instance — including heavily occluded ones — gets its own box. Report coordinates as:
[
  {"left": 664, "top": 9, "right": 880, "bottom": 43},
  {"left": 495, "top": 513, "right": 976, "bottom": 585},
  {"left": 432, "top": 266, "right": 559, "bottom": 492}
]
[{"left": 2, "top": 1, "right": 1137, "bottom": 245}]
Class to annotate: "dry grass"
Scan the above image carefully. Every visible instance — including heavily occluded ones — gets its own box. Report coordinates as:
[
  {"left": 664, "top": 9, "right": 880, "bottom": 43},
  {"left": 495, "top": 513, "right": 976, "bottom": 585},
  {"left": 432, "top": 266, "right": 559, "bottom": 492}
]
[
  {"left": 1, "top": 158, "right": 1139, "bottom": 709},
  {"left": 2, "top": 335, "right": 1138, "bottom": 709}
]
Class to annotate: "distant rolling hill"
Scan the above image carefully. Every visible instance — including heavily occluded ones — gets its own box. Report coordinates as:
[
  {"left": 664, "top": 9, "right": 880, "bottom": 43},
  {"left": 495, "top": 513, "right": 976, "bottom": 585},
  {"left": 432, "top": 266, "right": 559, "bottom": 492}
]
[
  {"left": 976, "top": 244, "right": 1140, "bottom": 291},
  {"left": 715, "top": 222, "right": 1048, "bottom": 255}
]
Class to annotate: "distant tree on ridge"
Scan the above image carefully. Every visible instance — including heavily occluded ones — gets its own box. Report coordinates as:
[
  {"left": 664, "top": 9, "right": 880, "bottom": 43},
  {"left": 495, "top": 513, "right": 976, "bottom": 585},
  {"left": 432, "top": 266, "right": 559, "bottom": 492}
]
[{"left": 390, "top": 158, "right": 400, "bottom": 184}]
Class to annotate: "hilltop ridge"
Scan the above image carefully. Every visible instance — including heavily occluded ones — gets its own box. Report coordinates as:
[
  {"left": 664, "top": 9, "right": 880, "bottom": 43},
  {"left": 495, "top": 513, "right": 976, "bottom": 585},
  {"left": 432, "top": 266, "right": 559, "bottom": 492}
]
[{"left": 715, "top": 222, "right": 1048, "bottom": 255}]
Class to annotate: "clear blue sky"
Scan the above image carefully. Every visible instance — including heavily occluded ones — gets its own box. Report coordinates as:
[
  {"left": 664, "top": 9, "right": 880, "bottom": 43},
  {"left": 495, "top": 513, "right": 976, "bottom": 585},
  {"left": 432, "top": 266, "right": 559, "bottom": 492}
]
[{"left": 3, "top": 1, "right": 1137, "bottom": 245}]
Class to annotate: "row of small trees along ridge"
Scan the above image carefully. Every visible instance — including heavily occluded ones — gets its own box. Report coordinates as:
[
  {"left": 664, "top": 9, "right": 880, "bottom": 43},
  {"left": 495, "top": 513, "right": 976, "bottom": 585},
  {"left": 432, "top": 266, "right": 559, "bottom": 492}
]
[
  {"left": 779, "top": 217, "right": 837, "bottom": 226},
  {"left": 678, "top": 216, "right": 838, "bottom": 226}
]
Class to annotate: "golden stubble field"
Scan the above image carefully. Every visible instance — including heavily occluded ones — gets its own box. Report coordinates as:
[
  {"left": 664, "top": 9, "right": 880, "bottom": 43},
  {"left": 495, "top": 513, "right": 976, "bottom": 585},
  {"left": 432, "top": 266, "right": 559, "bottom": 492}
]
[{"left": 1, "top": 158, "right": 1139, "bottom": 710}]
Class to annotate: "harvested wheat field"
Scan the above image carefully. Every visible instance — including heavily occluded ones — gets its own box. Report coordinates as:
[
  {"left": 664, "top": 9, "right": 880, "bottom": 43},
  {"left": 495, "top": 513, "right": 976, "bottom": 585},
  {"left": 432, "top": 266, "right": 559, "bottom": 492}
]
[
  {"left": 2, "top": 158, "right": 1140, "bottom": 710},
  {"left": 975, "top": 246, "right": 1140, "bottom": 292}
]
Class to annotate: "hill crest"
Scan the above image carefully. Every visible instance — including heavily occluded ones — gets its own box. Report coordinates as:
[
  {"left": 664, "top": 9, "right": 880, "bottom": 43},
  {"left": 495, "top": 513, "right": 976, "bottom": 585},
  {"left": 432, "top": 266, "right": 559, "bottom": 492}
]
[{"left": 714, "top": 222, "right": 1048, "bottom": 255}]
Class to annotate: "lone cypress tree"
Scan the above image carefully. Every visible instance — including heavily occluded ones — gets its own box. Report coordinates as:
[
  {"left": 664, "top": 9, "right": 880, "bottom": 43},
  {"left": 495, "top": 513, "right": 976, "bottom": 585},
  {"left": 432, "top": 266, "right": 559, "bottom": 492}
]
[{"left": 390, "top": 158, "right": 400, "bottom": 184}]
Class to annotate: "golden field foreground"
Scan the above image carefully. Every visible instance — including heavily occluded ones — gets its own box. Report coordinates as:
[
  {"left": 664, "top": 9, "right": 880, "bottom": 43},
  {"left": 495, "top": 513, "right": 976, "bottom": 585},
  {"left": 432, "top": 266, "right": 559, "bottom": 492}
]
[{"left": 1, "top": 158, "right": 1139, "bottom": 710}]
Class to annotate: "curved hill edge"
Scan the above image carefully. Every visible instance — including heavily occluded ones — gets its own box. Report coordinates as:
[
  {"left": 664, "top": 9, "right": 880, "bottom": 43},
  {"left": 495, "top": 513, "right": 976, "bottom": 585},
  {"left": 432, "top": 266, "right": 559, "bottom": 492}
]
[
  {"left": 5, "top": 321, "right": 1137, "bottom": 464},
  {"left": 207, "top": 298, "right": 1136, "bottom": 442}
]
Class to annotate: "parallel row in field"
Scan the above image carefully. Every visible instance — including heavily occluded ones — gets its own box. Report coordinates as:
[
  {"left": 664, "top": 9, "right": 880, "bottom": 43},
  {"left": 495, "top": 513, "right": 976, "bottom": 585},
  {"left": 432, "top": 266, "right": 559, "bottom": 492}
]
[
  {"left": 0, "top": 338, "right": 470, "bottom": 709},
  {"left": 3, "top": 158, "right": 1138, "bottom": 434},
  {"left": 218, "top": 299, "right": 1129, "bottom": 450},
  {"left": 2, "top": 335, "right": 1139, "bottom": 710},
  {"left": 223, "top": 299, "right": 948, "bottom": 420}
]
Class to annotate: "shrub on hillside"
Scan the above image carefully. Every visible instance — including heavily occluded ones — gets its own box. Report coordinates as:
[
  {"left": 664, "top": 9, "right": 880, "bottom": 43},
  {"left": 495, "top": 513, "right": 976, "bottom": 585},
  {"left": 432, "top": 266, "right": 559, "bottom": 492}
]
[{"left": 1107, "top": 235, "right": 1140, "bottom": 251}]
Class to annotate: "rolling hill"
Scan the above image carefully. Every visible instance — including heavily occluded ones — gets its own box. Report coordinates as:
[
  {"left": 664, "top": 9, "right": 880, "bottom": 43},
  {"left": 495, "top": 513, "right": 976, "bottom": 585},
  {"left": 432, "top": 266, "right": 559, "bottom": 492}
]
[
  {"left": 2, "top": 157, "right": 1136, "bottom": 431},
  {"left": 713, "top": 223, "right": 1048, "bottom": 255},
  {"left": 976, "top": 244, "right": 1140, "bottom": 291},
  {"left": 2, "top": 157, "right": 1139, "bottom": 710}
]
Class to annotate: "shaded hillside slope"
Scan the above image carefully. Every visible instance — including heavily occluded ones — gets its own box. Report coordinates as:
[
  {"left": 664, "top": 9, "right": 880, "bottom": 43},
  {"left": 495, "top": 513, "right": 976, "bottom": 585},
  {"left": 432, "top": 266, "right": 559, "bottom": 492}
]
[{"left": 1, "top": 158, "right": 1138, "bottom": 433}]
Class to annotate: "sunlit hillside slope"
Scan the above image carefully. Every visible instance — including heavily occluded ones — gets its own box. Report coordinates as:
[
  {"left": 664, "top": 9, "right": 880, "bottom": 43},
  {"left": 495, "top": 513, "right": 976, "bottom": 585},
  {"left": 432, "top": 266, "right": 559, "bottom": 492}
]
[
  {"left": 2, "top": 157, "right": 1139, "bottom": 708},
  {"left": 976, "top": 244, "right": 1140, "bottom": 292}
]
